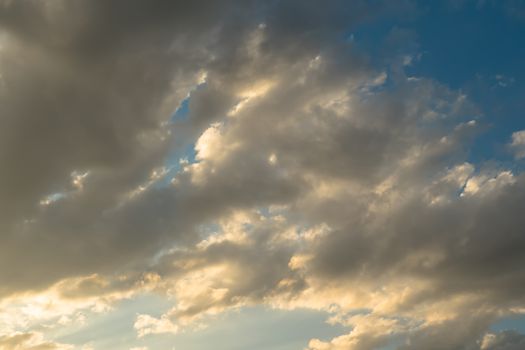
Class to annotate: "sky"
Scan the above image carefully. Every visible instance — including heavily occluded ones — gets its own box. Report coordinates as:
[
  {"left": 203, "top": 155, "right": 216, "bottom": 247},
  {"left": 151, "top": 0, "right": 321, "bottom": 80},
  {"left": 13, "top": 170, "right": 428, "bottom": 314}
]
[{"left": 0, "top": 0, "right": 525, "bottom": 349}]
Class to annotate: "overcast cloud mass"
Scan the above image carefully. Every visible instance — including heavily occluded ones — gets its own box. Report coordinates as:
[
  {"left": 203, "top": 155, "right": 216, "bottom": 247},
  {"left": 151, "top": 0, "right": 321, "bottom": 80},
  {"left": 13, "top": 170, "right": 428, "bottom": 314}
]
[{"left": 0, "top": 0, "right": 525, "bottom": 349}]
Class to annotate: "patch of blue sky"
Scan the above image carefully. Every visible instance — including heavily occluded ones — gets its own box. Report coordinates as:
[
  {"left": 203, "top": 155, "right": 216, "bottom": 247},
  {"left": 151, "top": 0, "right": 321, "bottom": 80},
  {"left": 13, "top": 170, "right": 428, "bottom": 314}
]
[
  {"left": 156, "top": 83, "right": 210, "bottom": 188},
  {"left": 154, "top": 142, "right": 197, "bottom": 188},
  {"left": 171, "top": 95, "right": 190, "bottom": 122},
  {"left": 56, "top": 294, "right": 172, "bottom": 350},
  {"left": 166, "top": 306, "right": 348, "bottom": 350},
  {"left": 348, "top": 1, "right": 525, "bottom": 170},
  {"left": 346, "top": 15, "right": 417, "bottom": 71},
  {"left": 491, "top": 314, "right": 525, "bottom": 334},
  {"left": 56, "top": 297, "right": 347, "bottom": 350},
  {"left": 170, "top": 81, "right": 207, "bottom": 123},
  {"left": 403, "top": 2, "right": 525, "bottom": 168},
  {"left": 405, "top": 2, "right": 525, "bottom": 89}
]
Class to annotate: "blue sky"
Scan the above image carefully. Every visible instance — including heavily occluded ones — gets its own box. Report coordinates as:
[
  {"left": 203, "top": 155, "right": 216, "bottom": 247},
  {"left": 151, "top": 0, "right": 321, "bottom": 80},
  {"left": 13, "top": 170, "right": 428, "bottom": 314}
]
[{"left": 352, "top": 1, "right": 525, "bottom": 164}]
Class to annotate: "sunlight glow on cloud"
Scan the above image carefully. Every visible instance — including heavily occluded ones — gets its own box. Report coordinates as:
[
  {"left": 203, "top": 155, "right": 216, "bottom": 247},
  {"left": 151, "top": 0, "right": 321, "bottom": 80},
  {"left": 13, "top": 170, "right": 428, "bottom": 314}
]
[{"left": 0, "top": 1, "right": 524, "bottom": 349}]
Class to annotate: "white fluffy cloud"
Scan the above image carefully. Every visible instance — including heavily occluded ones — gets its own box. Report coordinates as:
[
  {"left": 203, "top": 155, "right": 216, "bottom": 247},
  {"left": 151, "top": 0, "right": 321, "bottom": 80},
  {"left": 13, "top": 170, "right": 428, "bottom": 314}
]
[{"left": 510, "top": 130, "right": 525, "bottom": 159}]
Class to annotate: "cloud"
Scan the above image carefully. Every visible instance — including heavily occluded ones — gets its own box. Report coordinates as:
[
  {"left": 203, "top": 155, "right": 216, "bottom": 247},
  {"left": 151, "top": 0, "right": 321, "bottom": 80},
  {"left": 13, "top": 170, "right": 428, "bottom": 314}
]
[
  {"left": 481, "top": 331, "right": 525, "bottom": 350},
  {"left": 134, "top": 314, "right": 178, "bottom": 338},
  {"left": 0, "top": 1, "right": 524, "bottom": 349},
  {"left": 307, "top": 313, "right": 408, "bottom": 350},
  {"left": 0, "top": 332, "right": 73, "bottom": 350},
  {"left": 145, "top": 40, "right": 520, "bottom": 347},
  {"left": 510, "top": 130, "right": 525, "bottom": 159},
  {"left": 0, "top": 0, "right": 393, "bottom": 297},
  {"left": 0, "top": 272, "right": 159, "bottom": 339}
]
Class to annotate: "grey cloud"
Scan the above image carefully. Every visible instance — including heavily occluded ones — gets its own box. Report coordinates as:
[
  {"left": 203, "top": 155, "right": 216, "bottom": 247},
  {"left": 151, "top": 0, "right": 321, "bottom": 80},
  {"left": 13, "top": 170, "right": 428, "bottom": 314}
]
[
  {"left": 308, "top": 174, "right": 525, "bottom": 309},
  {"left": 0, "top": 0, "right": 244, "bottom": 295},
  {"left": 1, "top": 1, "right": 524, "bottom": 350},
  {"left": 481, "top": 331, "right": 525, "bottom": 350},
  {"left": 138, "top": 34, "right": 497, "bottom": 346},
  {"left": 0, "top": 0, "right": 407, "bottom": 297},
  {"left": 398, "top": 317, "right": 492, "bottom": 350},
  {"left": 152, "top": 52, "right": 521, "bottom": 350}
]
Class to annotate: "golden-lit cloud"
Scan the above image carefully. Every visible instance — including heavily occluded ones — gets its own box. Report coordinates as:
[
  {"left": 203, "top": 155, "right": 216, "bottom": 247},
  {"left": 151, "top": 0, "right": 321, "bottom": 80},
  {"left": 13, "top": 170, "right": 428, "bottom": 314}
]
[{"left": 0, "top": 1, "right": 524, "bottom": 349}]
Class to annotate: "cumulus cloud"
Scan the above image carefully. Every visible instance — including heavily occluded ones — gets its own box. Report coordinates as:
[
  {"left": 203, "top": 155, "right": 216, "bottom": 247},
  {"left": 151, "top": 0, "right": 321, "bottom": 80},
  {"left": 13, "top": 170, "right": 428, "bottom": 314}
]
[
  {"left": 0, "top": 1, "right": 524, "bottom": 349},
  {"left": 0, "top": 0, "right": 388, "bottom": 297},
  {"left": 134, "top": 314, "right": 178, "bottom": 338},
  {"left": 0, "top": 272, "right": 158, "bottom": 340},
  {"left": 0, "top": 332, "right": 73, "bottom": 350},
  {"left": 481, "top": 331, "right": 525, "bottom": 350},
  {"left": 510, "top": 130, "right": 525, "bottom": 159}
]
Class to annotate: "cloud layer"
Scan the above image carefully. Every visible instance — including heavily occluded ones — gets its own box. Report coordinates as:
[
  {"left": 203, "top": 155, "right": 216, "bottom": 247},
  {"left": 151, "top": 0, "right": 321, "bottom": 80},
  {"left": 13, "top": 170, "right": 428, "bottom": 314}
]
[{"left": 0, "top": 1, "right": 524, "bottom": 349}]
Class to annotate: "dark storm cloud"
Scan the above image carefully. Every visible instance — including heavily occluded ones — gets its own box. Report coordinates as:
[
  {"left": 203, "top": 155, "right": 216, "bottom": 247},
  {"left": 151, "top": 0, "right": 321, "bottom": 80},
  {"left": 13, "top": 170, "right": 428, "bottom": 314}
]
[
  {"left": 0, "top": 0, "right": 255, "bottom": 295},
  {"left": 0, "top": 0, "right": 408, "bottom": 295},
  {"left": 0, "top": 1, "right": 216, "bottom": 294}
]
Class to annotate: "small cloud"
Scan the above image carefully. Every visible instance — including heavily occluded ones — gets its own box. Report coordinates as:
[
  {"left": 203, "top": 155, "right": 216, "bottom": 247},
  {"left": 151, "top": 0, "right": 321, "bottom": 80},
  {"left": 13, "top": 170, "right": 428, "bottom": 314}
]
[
  {"left": 481, "top": 330, "right": 525, "bottom": 350},
  {"left": 134, "top": 314, "right": 178, "bottom": 337},
  {"left": 493, "top": 74, "right": 515, "bottom": 88},
  {"left": 510, "top": 130, "right": 525, "bottom": 159},
  {"left": 0, "top": 332, "right": 73, "bottom": 350}
]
